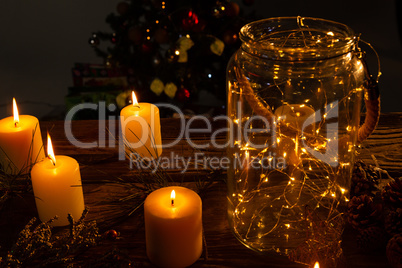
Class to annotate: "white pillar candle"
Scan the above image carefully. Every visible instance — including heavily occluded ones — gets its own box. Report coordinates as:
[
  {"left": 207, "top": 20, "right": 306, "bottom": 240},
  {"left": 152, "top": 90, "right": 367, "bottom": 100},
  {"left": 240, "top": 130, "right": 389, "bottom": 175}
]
[
  {"left": 31, "top": 133, "right": 85, "bottom": 226},
  {"left": 120, "top": 91, "right": 162, "bottom": 159},
  {"left": 144, "top": 186, "right": 203, "bottom": 268},
  {"left": 0, "top": 98, "right": 45, "bottom": 174}
]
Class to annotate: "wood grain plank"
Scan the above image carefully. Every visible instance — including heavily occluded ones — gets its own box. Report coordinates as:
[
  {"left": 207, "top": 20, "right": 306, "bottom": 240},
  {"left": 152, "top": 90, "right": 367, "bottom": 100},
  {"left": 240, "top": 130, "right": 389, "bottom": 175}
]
[{"left": 1, "top": 113, "right": 400, "bottom": 267}]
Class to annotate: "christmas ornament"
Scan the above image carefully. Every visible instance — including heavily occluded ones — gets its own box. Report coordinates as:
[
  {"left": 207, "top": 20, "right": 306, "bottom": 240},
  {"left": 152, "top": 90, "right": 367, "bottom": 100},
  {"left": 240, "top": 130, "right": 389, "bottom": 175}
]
[
  {"left": 88, "top": 0, "right": 252, "bottom": 112},
  {"left": 176, "top": 87, "right": 190, "bottom": 102},
  {"left": 104, "top": 229, "right": 120, "bottom": 240},
  {"left": 164, "top": 82, "right": 178, "bottom": 99},
  {"left": 150, "top": 78, "right": 164, "bottom": 96},
  {"left": 347, "top": 195, "right": 383, "bottom": 230},
  {"left": 181, "top": 10, "right": 199, "bottom": 31},
  {"left": 116, "top": 91, "right": 131, "bottom": 109},
  {"left": 210, "top": 37, "right": 225, "bottom": 56},
  {"left": 177, "top": 36, "right": 194, "bottom": 51},
  {"left": 176, "top": 36, "right": 194, "bottom": 63},
  {"left": 387, "top": 233, "right": 402, "bottom": 268}
]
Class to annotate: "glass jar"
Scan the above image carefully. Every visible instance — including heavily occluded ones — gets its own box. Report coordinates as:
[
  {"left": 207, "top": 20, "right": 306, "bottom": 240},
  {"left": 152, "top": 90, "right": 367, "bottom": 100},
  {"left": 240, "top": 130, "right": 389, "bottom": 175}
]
[{"left": 226, "top": 17, "right": 379, "bottom": 266}]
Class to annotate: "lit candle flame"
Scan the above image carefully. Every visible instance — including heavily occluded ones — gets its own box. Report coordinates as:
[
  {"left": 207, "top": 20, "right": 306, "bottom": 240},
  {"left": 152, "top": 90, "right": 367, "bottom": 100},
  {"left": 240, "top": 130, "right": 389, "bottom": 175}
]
[
  {"left": 171, "top": 190, "right": 175, "bottom": 206},
  {"left": 47, "top": 132, "right": 56, "bottom": 165},
  {"left": 13, "top": 98, "right": 19, "bottom": 126},
  {"left": 314, "top": 262, "right": 320, "bottom": 268},
  {"left": 132, "top": 91, "right": 140, "bottom": 108}
]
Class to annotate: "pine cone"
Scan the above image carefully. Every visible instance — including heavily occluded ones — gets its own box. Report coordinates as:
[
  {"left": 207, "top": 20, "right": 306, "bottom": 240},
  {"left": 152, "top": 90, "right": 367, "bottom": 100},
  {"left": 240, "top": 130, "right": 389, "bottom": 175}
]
[
  {"left": 351, "top": 160, "right": 378, "bottom": 197},
  {"left": 357, "top": 226, "right": 388, "bottom": 251},
  {"left": 385, "top": 208, "right": 402, "bottom": 236},
  {"left": 347, "top": 195, "right": 383, "bottom": 230},
  {"left": 387, "top": 233, "right": 402, "bottom": 268},
  {"left": 382, "top": 177, "right": 402, "bottom": 208}
]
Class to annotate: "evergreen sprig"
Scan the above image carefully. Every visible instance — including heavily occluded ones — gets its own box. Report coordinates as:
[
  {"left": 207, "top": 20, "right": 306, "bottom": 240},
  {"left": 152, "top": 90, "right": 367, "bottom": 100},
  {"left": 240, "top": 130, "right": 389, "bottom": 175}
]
[{"left": 4, "top": 208, "right": 100, "bottom": 267}]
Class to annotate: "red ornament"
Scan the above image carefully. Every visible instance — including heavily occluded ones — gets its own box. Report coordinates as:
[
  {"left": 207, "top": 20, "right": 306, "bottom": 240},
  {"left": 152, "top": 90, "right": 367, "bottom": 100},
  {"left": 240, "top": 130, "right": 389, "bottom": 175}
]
[
  {"left": 182, "top": 10, "right": 199, "bottom": 31},
  {"left": 176, "top": 87, "right": 190, "bottom": 102},
  {"left": 104, "top": 229, "right": 119, "bottom": 240}
]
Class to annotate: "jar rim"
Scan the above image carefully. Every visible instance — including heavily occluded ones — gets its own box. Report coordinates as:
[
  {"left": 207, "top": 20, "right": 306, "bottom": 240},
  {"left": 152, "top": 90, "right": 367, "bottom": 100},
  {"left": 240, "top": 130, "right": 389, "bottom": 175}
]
[{"left": 240, "top": 16, "right": 357, "bottom": 60}]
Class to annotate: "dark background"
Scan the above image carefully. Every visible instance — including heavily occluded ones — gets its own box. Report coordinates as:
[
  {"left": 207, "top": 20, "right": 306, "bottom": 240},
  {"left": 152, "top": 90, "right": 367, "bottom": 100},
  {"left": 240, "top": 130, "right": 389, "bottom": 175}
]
[{"left": 0, "top": 0, "right": 400, "bottom": 120}]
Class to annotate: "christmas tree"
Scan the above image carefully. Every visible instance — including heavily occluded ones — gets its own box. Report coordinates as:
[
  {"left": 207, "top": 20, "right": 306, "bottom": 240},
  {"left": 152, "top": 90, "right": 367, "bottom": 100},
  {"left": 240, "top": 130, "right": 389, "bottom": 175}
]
[{"left": 87, "top": 0, "right": 254, "bottom": 116}]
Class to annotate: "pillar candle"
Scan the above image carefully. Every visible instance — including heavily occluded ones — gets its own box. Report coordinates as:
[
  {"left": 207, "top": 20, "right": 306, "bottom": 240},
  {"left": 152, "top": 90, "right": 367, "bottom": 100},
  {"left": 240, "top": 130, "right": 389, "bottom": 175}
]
[
  {"left": 31, "top": 134, "right": 85, "bottom": 226},
  {"left": 0, "top": 98, "right": 45, "bottom": 174},
  {"left": 144, "top": 186, "right": 202, "bottom": 268},
  {"left": 120, "top": 91, "right": 162, "bottom": 159}
]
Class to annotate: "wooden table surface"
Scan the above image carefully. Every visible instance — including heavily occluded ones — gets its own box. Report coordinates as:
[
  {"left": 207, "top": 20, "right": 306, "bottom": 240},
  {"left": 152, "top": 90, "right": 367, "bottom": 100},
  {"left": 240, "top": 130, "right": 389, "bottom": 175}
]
[{"left": 1, "top": 112, "right": 401, "bottom": 267}]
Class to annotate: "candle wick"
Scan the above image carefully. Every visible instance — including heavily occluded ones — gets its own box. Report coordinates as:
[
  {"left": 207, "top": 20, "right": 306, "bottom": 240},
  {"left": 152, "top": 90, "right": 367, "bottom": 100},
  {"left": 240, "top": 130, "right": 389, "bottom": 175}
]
[
  {"left": 14, "top": 122, "right": 18, "bottom": 127},
  {"left": 134, "top": 104, "right": 140, "bottom": 108},
  {"left": 49, "top": 156, "right": 55, "bottom": 166},
  {"left": 171, "top": 199, "right": 174, "bottom": 206}
]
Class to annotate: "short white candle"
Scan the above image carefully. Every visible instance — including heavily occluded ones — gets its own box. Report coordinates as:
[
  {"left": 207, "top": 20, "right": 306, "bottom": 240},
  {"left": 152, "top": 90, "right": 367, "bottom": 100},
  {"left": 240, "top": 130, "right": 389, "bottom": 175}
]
[{"left": 144, "top": 186, "right": 203, "bottom": 267}]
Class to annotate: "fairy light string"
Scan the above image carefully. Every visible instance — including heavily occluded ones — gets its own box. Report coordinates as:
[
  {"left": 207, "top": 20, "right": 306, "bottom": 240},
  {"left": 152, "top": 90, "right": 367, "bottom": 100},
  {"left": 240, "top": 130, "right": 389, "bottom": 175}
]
[{"left": 228, "top": 17, "right": 381, "bottom": 266}]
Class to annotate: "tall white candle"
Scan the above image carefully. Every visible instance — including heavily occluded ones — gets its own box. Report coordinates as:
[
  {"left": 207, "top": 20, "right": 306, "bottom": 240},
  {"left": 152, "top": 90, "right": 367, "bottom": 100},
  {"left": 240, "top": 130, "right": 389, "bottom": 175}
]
[{"left": 31, "top": 133, "right": 85, "bottom": 226}]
